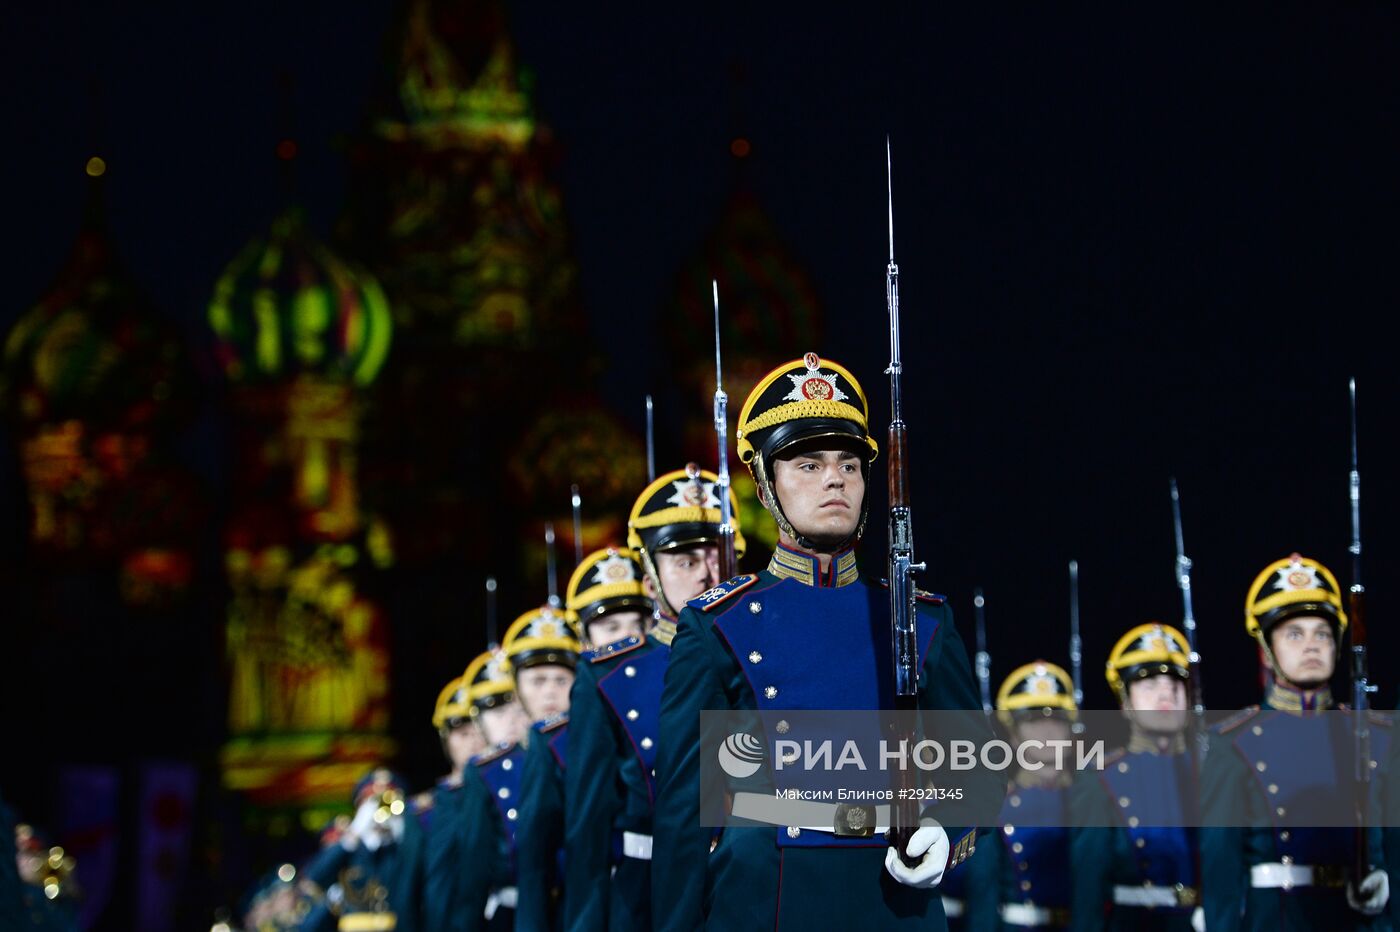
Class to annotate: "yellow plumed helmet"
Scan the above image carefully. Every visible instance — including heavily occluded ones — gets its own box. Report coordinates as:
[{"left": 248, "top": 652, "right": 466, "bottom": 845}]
[
  {"left": 996, "top": 660, "right": 1078, "bottom": 727},
  {"left": 502, "top": 605, "right": 581, "bottom": 672},
  {"left": 1245, "top": 553, "right": 1348, "bottom": 641},
  {"left": 735, "top": 353, "right": 878, "bottom": 467},
  {"left": 626, "top": 464, "right": 747, "bottom": 557},
  {"left": 432, "top": 675, "right": 472, "bottom": 729},
  {"left": 1105, "top": 622, "right": 1190, "bottom": 698},
  {"left": 462, "top": 648, "right": 514, "bottom": 714},
  {"left": 566, "top": 547, "right": 651, "bottom": 624}
]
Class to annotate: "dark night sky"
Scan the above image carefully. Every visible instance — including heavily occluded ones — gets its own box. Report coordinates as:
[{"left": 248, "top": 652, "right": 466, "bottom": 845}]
[{"left": 5, "top": 1, "right": 1400, "bottom": 719}]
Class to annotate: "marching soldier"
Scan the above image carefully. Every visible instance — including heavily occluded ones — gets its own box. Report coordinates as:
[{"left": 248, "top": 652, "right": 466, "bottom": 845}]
[
  {"left": 459, "top": 612, "right": 577, "bottom": 931},
  {"left": 565, "top": 473, "right": 743, "bottom": 932},
  {"left": 964, "top": 661, "right": 1077, "bottom": 931},
  {"left": 300, "top": 769, "right": 425, "bottom": 932},
  {"left": 420, "top": 676, "right": 486, "bottom": 932},
  {"left": 511, "top": 599, "right": 587, "bottom": 932},
  {"left": 651, "top": 354, "right": 995, "bottom": 931},
  {"left": 13, "top": 823, "right": 79, "bottom": 931},
  {"left": 1071, "top": 623, "right": 1199, "bottom": 931},
  {"left": 1200, "top": 553, "right": 1390, "bottom": 930}
]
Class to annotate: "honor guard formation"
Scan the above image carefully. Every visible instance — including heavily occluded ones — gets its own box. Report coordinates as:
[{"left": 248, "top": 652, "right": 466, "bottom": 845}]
[{"left": 5, "top": 157, "right": 1390, "bottom": 932}]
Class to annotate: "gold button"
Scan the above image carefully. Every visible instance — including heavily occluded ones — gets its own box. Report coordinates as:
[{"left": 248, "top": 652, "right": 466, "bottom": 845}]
[
  {"left": 1280, "top": 831, "right": 1291, "bottom": 842},
  {"left": 1253, "top": 725, "right": 1264, "bottom": 736},
  {"left": 1128, "top": 817, "right": 1140, "bottom": 828},
  {"left": 1119, "top": 797, "right": 1131, "bottom": 808},
  {"left": 1004, "top": 825, "right": 1016, "bottom": 836},
  {"left": 1136, "top": 838, "right": 1146, "bottom": 849},
  {"left": 627, "top": 709, "right": 639, "bottom": 721},
  {"left": 1276, "top": 807, "right": 1286, "bottom": 817},
  {"left": 641, "top": 737, "right": 653, "bottom": 750},
  {"left": 506, "top": 808, "right": 517, "bottom": 821},
  {"left": 1012, "top": 842, "right": 1023, "bottom": 853},
  {"left": 764, "top": 686, "right": 778, "bottom": 700},
  {"left": 1256, "top": 761, "right": 1267, "bottom": 772},
  {"left": 625, "top": 666, "right": 637, "bottom": 677},
  {"left": 1268, "top": 784, "right": 1278, "bottom": 795},
  {"left": 1021, "top": 881, "right": 1032, "bottom": 892},
  {"left": 750, "top": 601, "right": 763, "bottom": 614},
  {"left": 787, "top": 826, "right": 800, "bottom": 838},
  {"left": 1118, "top": 761, "right": 1129, "bottom": 773},
  {"left": 776, "top": 720, "right": 790, "bottom": 734},
  {"left": 501, "top": 759, "right": 513, "bottom": 771},
  {"left": 1009, "top": 795, "right": 1022, "bottom": 808},
  {"left": 748, "top": 651, "right": 763, "bottom": 664},
  {"left": 1281, "top": 855, "right": 1293, "bottom": 865},
  {"left": 497, "top": 788, "right": 510, "bottom": 799}
]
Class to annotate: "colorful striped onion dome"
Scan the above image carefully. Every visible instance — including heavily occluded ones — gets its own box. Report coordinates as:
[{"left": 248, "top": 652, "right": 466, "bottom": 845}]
[
  {"left": 0, "top": 163, "right": 193, "bottom": 431},
  {"left": 208, "top": 208, "right": 392, "bottom": 386}
]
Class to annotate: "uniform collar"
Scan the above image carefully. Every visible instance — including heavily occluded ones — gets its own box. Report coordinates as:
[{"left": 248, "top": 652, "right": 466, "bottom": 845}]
[
  {"left": 651, "top": 617, "right": 677, "bottom": 646},
  {"left": 1127, "top": 729, "right": 1187, "bottom": 756},
  {"left": 767, "top": 541, "right": 860, "bottom": 588},
  {"left": 1265, "top": 680, "right": 1333, "bottom": 712}
]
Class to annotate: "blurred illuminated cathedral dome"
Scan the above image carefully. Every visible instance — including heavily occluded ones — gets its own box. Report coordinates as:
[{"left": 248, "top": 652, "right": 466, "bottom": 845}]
[
  {"left": 208, "top": 208, "right": 393, "bottom": 388},
  {"left": 0, "top": 157, "right": 192, "bottom": 432}
]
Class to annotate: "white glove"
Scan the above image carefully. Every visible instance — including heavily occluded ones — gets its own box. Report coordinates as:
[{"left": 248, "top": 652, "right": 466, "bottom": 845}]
[
  {"left": 342, "top": 799, "right": 380, "bottom": 851},
  {"left": 1347, "top": 868, "right": 1389, "bottom": 916},
  {"left": 883, "top": 820, "right": 949, "bottom": 889},
  {"left": 1191, "top": 906, "right": 1204, "bottom": 932}
]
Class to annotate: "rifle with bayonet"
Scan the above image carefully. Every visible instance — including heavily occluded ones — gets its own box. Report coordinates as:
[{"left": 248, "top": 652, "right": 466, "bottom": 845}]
[
  {"left": 1348, "top": 378, "right": 1375, "bottom": 881},
  {"left": 645, "top": 394, "right": 656, "bottom": 483},
  {"left": 571, "top": 484, "right": 584, "bottom": 568},
  {"left": 1069, "top": 560, "right": 1084, "bottom": 733},
  {"left": 883, "top": 139, "right": 927, "bottom": 863},
  {"left": 974, "top": 588, "right": 992, "bottom": 713},
  {"left": 1170, "top": 478, "right": 1203, "bottom": 716},
  {"left": 544, "top": 522, "right": 561, "bottom": 609},
  {"left": 712, "top": 280, "right": 739, "bottom": 582}
]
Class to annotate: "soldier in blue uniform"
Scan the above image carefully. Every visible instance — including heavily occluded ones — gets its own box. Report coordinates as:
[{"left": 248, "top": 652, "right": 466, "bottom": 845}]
[
  {"left": 299, "top": 769, "right": 425, "bottom": 932},
  {"left": 508, "top": 601, "right": 585, "bottom": 932},
  {"left": 1071, "top": 623, "right": 1199, "bottom": 931},
  {"left": 460, "top": 613, "right": 577, "bottom": 931},
  {"left": 565, "top": 470, "right": 744, "bottom": 932},
  {"left": 1200, "top": 553, "right": 1390, "bottom": 930},
  {"left": 13, "top": 822, "right": 79, "bottom": 932},
  {"left": 965, "top": 661, "right": 1076, "bottom": 931},
  {"left": 418, "top": 675, "right": 486, "bottom": 932},
  {"left": 651, "top": 354, "right": 994, "bottom": 931}
]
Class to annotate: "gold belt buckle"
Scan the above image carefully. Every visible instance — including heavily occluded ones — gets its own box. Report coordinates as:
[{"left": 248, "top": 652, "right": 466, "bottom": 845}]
[{"left": 832, "top": 803, "right": 876, "bottom": 837}]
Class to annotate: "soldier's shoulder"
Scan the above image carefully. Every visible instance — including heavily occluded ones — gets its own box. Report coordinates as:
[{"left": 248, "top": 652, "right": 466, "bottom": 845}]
[
  {"left": 534, "top": 712, "right": 569, "bottom": 734},
  {"left": 472, "top": 741, "right": 517, "bottom": 767},
  {"left": 1213, "top": 705, "right": 1262, "bottom": 735},
  {"left": 587, "top": 634, "right": 646, "bottom": 664},
  {"left": 685, "top": 573, "right": 762, "bottom": 614}
]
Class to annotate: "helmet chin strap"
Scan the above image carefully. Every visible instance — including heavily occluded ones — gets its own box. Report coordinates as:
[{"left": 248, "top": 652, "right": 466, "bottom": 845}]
[
  {"left": 638, "top": 548, "right": 677, "bottom": 620},
  {"left": 753, "top": 453, "right": 869, "bottom": 555}
]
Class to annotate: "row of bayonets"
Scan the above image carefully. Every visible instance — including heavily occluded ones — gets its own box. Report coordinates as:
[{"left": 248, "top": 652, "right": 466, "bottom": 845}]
[
  {"left": 972, "top": 379, "right": 1368, "bottom": 727},
  {"left": 482, "top": 275, "right": 742, "bottom": 641}
]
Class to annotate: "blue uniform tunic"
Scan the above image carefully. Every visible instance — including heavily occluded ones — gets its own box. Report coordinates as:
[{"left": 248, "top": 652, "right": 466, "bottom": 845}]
[
  {"left": 651, "top": 545, "right": 997, "bottom": 932},
  {"left": 461, "top": 743, "right": 527, "bottom": 932},
  {"left": 966, "top": 783, "right": 1071, "bottom": 931},
  {"left": 1070, "top": 742, "right": 1198, "bottom": 932},
  {"left": 565, "top": 628, "right": 673, "bottom": 932},
  {"left": 419, "top": 778, "right": 471, "bottom": 932},
  {"left": 517, "top": 715, "right": 570, "bottom": 932},
  {"left": 1200, "top": 685, "right": 1391, "bottom": 931}
]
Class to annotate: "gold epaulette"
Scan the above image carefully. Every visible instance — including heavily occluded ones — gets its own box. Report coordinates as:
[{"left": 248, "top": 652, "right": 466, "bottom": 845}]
[
  {"left": 1215, "top": 706, "right": 1261, "bottom": 735},
  {"left": 687, "top": 574, "right": 759, "bottom": 613},
  {"left": 589, "top": 635, "right": 644, "bottom": 664},
  {"left": 538, "top": 713, "right": 569, "bottom": 734},
  {"left": 948, "top": 830, "right": 978, "bottom": 868}
]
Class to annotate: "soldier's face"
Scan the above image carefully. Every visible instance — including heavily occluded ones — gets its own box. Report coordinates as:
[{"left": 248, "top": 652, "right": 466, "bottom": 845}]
[
  {"left": 585, "top": 610, "right": 646, "bottom": 649},
  {"left": 479, "top": 700, "right": 528, "bottom": 746},
  {"left": 771, "top": 449, "right": 865, "bottom": 549},
  {"left": 653, "top": 545, "right": 719, "bottom": 607},
  {"left": 1123, "top": 674, "right": 1188, "bottom": 733},
  {"left": 1012, "top": 716, "right": 1074, "bottom": 769},
  {"left": 1268, "top": 615, "right": 1337, "bottom": 687},
  {"left": 516, "top": 663, "right": 576, "bottom": 722},
  {"left": 445, "top": 720, "right": 486, "bottom": 772}
]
